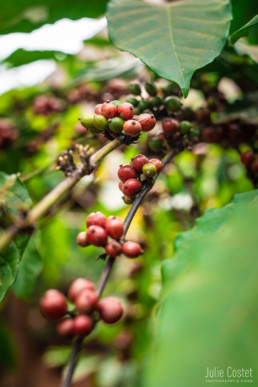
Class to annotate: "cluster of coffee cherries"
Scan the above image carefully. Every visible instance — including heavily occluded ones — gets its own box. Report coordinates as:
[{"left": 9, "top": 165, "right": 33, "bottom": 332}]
[
  {"left": 118, "top": 154, "right": 163, "bottom": 204},
  {"left": 127, "top": 81, "right": 182, "bottom": 115},
  {"left": 77, "top": 211, "right": 143, "bottom": 258},
  {"left": 40, "top": 278, "right": 124, "bottom": 338},
  {"left": 33, "top": 95, "right": 64, "bottom": 116},
  {"left": 0, "top": 119, "right": 18, "bottom": 149},
  {"left": 79, "top": 100, "right": 156, "bottom": 137}
]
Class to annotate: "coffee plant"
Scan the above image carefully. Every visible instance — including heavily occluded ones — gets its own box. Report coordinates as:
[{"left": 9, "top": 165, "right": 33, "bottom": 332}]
[{"left": 0, "top": 1, "right": 257, "bottom": 386}]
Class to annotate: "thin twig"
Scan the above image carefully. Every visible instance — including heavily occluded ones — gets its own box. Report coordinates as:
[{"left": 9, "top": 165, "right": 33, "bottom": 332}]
[
  {"left": 0, "top": 137, "right": 123, "bottom": 253},
  {"left": 62, "top": 149, "right": 177, "bottom": 387}
]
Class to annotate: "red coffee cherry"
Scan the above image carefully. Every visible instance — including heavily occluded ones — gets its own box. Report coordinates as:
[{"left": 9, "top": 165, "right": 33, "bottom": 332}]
[
  {"left": 118, "top": 181, "right": 124, "bottom": 192},
  {"left": 202, "top": 127, "right": 216, "bottom": 143},
  {"left": 97, "top": 297, "right": 123, "bottom": 324},
  {"left": 57, "top": 318, "right": 74, "bottom": 338},
  {"left": 75, "top": 289, "right": 98, "bottom": 314},
  {"left": 138, "top": 113, "right": 156, "bottom": 132},
  {"left": 73, "top": 315, "right": 93, "bottom": 337},
  {"left": 149, "top": 158, "right": 162, "bottom": 172},
  {"left": 162, "top": 118, "right": 179, "bottom": 136},
  {"left": 87, "top": 225, "right": 108, "bottom": 247},
  {"left": 122, "top": 178, "right": 142, "bottom": 197},
  {"left": 118, "top": 102, "right": 135, "bottom": 120},
  {"left": 123, "top": 120, "right": 142, "bottom": 136},
  {"left": 94, "top": 104, "right": 102, "bottom": 115},
  {"left": 40, "top": 289, "right": 67, "bottom": 319},
  {"left": 105, "top": 216, "right": 124, "bottom": 240},
  {"left": 122, "top": 241, "right": 143, "bottom": 258},
  {"left": 130, "top": 154, "right": 149, "bottom": 172},
  {"left": 86, "top": 211, "right": 106, "bottom": 229},
  {"left": 68, "top": 278, "right": 95, "bottom": 302},
  {"left": 76, "top": 232, "right": 89, "bottom": 247},
  {"left": 118, "top": 165, "right": 137, "bottom": 182},
  {"left": 101, "top": 102, "right": 117, "bottom": 119},
  {"left": 105, "top": 240, "right": 122, "bottom": 257},
  {"left": 240, "top": 150, "right": 253, "bottom": 166}
]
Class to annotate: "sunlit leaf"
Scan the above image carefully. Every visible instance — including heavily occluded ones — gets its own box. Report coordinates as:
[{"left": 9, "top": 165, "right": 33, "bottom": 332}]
[{"left": 107, "top": 0, "right": 231, "bottom": 97}]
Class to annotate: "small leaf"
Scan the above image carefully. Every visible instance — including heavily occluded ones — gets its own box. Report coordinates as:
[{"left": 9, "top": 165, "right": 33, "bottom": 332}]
[
  {"left": 107, "top": 0, "right": 231, "bottom": 97},
  {"left": 230, "top": 15, "right": 258, "bottom": 45},
  {"left": 12, "top": 232, "right": 42, "bottom": 301}
]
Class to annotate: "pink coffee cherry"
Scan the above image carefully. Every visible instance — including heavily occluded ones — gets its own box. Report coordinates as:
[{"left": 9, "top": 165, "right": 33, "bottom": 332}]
[
  {"left": 105, "top": 216, "right": 124, "bottom": 240},
  {"left": 122, "top": 241, "right": 143, "bottom": 258},
  {"left": 87, "top": 225, "right": 108, "bottom": 247},
  {"left": 40, "top": 289, "right": 67, "bottom": 319},
  {"left": 68, "top": 278, "right": 95, "bottom": 302},
  {"left": 118, "top": 102, "right": 135, "bottom": 120},
  {"left": 97, "top": 297, "right": 123, "bottom": 324}
]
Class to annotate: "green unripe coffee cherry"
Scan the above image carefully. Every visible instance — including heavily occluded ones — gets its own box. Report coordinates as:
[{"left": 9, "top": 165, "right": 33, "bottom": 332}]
[
  {"left": 138, "top": 100, "right": 150, "bottom": 112},
  {"left": 112, "top": 100, "right": 122, "bottom": 108},
  {"left": 129, "top": 84, "right": 141, "bottom": 96},
  {"left": 93, "top": 114, "right": 108, "bottom": 131},
  {"left": 108, "top": 117, "right": 124, "bottom": 134},
  {"left": 150, "top": 96, "right": 163, "bottom": 108},
  {"left": 134, "top": 107, "right": 141, "bottom": 115},
  {"left": 161, "top": 82, "right": 177, "bottom": 97},
  {"left": 189, "top": 128, "right": 199, "bottom": 138},
  {"left": 126, "top": 97, "right": 139, "bottom": 107},
  {"left": 142, "top": 163, "right": 157, "bottom": 178},
  {"left": 149, "top": 139, "right": 163, "bottom": 152},
  {"left": 179, "top": 120, "right": 192, "bottom": 134},
  {"left": 80, "top": 113, "right": 95, "bottom": 129},
  {"left": 145, "top": 82, "right": 157, "bottom": 96},
  {"left": 122, "top": 196, "right": 134, "bottom": 205},
  {"left": 165, "top": 96, "right": 182, "bottom": 112}
]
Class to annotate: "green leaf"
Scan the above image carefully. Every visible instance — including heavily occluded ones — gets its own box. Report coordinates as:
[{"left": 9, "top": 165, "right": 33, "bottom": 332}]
[
  {"left": 144, "top": 190, "right": 258, "bottom": 387},
  {"left": 0, "top": 319, "right": 17, "bottom": 370},
  {"left": 230, "top": 15, "right": 258, "bottom": 45},
  {"left": 0, "top": 172, "right": 32, "bottom": 301},
  {"left": 2, "top": 49, "right": 73, "bottom": 69},
  {"left": 107, "top": 0, "right": 231, "bottom": 97},
  {"left": 12, "top": 232, "right": 42, "bottom": 300},
  {"left": 0, "top": 0, "right": 108, "bottom": 35},
  {"left": 0, "top": 172, "right": 32, "bottom": 218}
]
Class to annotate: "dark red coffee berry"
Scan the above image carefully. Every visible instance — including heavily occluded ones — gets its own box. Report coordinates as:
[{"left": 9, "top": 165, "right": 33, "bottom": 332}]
[
  {"left": 94, "top": 104, "right": 102, "bottom": 115},
  {"left": 138, "top": 113, "right": 156, "bottom": 132},
  {"left": 118, "top": 165, "right": 137, "bottom": 182},
  {"left": 122, "top": 178, "right": 142, "bottom": 197},
  {"left": 251, "top": 157, "right": 258, "bottom": 173},
  {"left": 57, "top": 318, "right": 74, "bottom": 338},
  {"left": 97, "top": 297, "right": 123, "bottom": 324},
  {"left": 105, "top": 240, "right": 122, "bottom": 257},
  {"left": 105, "top": 216, "right": 124, "bottom": 240},
  {"left": 131, "top": 154, "right": 149, "bottom": 172},
  {"left": 123, "top": 120, "right": 142, "bottom": 136},
  {"left": 149, "top": 158, "right": 162, "bottom": 172},
  {"left": 68, "top": 278, "right": 95, "bottom": 302},
  {"left": 202, "top": 127, "right": 216, "bottom": 143},
  {"left": 40, "top": 289, "right": 67, "bottom": 319},
  {"left": 118, "top": 102, "right": 135, "bottom": 120},
  {"left": 86, "top": 212, "right": 106, "bottom": 229},
  {"left": 73, "top": 315, "right": 93, "bottom": 337},
  {"left": 240, "top": 150, "right": 254, "bottom": 166},
  {"left": 122, "top": 241, "right": 143, "bottom": 258},
  {"left": 76, "top": 232, "right": 89, "bottom": 247},
  {"left": 162, "top": 118, "right": 179, "bottom": 136},
  {"left": 101, "top": 102, "right": 117, "bottom": 119},
  {"left": 75, "top": 289, "right": 98, "bottom": 314},
  {"left": 87, "top": 225, "right": 107, "bottom": 247}
]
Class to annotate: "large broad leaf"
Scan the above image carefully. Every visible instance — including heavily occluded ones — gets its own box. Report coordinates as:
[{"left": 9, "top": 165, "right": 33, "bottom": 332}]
[
  {"left": 0, "top": 172, "right": 32, "bottom": 301},
  {"left": 0, "top": 0, "right": 108, "bottom": 35},
  {"left": 143, "top": 190, "right": 258, "bottom": 387},
  {"left": 230, "top": 15, "right": 258, "bottom": 45},
  {"left": 107, "top": 0, "right": 231, "bottom": 97},
  {"left": 12, "top": 231, "right": 42, "bottom": 301},
  {"left": 1, "top": 49, "right": 73, "bottom": 68}
]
